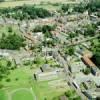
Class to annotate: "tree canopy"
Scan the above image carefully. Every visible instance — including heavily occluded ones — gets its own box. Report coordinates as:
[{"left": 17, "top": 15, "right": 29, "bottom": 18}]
[
  {"left": 0, "top": 0, "right": 4, "bottom": 2},
  {"left": 0, "top": 33, "right": 26, "bottom": 50},
  {"left": 84, "top": 24, "right": 96, "bottom": 36},
  {"left": 33, "top": 24, "right": 56, "bottom": 33},
  {"left": 0, "top": 5, "right": 51, "bottom": 20},
  {"left": 0, "top": 58, "right": 16, "bottom": 81},
  {"left": 65, "top": 47, "right": 75, "bottom": 56},
  {"left": 92, "top": 53, "right": 100, "bottom": 67},
  {"left": 61, "top": 0, "right": 100, "bottom": 13}
]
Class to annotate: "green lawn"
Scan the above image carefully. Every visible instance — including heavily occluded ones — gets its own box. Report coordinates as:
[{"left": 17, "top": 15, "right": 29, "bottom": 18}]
[
  {"left": 12, "top": 89, "right": 34, "bottom": 100},
  {"left": 0, "top": 66, "right": 36, "bottom": 100},
  {"left": 0, "top": 0, "right": 59, "bottom": 10},
  {"left": 34, "top": 4, "right": 61, "bottom": 11},
  {"left": 1, "top": 67, "right": 33, "bottom": 87},
  {"left": 0, "top": 0, "right": 72, "bottom": 8},
  {"left": 0, "top": 60, "right": 68, "bottom": 100},
  {"left": 32, "top": 79, "right": 69, "bottom": 100},
  {"left": 0, "top": 90, "right": 7, "bottom": 100}
]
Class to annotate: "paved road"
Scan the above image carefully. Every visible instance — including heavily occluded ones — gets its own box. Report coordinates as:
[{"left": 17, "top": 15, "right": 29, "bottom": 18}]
[
  {"left": 67, "top": 34, "right": 100, "bottom": 47},
  {"left": 53, "top": 21, "right": 100, "bottom": 48}
]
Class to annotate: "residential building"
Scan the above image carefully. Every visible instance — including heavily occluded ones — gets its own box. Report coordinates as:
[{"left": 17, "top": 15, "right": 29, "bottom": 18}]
[{"left": 35, "top": 71, "right": 58, "bottom": 81}]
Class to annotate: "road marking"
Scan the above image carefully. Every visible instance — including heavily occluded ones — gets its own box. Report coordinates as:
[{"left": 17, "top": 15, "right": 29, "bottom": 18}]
[{"left": 8, "top": 88, "right": 36, "bottom": 100}]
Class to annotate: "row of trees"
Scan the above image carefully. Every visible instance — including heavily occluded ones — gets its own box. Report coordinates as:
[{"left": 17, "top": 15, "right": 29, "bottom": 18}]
[
  {"left": 53, "top": 90, "right": 81, "bottom": 100},
  {"left": 91, "top": 38, "right": 100, "bottom": 67},
  {"left": 83, "top": 24, "right": 97, "bottom": 37},
  {"left": 0, "top": 5, "right": 51, "bottom": 20},
  {"left": 0, "top": 33, "right": 26, "bottom": 50},
  {"left": 65, "top": 90, "right": 81, "bottom": 100},
  {"left": 33, "top": 24, "right": 56, "bottom": 38},
  {"left": 61, "top": 0, "right": 100, "bottom": 13},
  {"left": 33, "top": 24, "right": 56, "bottom": 33},
  {"left": 0, "top": 0, "right": 4, "bottom": 2},
  {"left": 92, "top": 53, "right": 100, "bottom": 68}
]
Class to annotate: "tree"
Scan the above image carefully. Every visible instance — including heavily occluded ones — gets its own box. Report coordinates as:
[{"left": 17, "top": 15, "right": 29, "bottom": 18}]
[
  {"left": 65, "top": 90, "right": 76, "bottom": 97},
  {"left": 84, "top": 24, "right": 96, "bottom": 36},
  {"left": 0, "top": 0, "right": 4, "bottom": 2},
  {"left": 6, "top": 78, "right": 11, "bottom": 82},
  {"left": 0, "top": 33, "right": 26, "bottom": 50},
  {"left": 91, "top": 38, "right": 100, "bottom": 67},
  {"left": 92, "top": 53, "right": 100, "bottom": 67},
  {"left": 7, "top": 61, "right": 12, "bottom": 68},
  {"left": 68, "top": 33, "right": 76, "bottom": 43},
  {"left": 0, "top": 58, "right": 16, "bottom": 81},
  {"left": 33, "top": 24, "right": 56, "bottom": 34},
  {"left": 61, "top": 4, "right": 69, "bottom": 12},
  {"left": 87, "top": 0, "right": 100, "bottom": 12},
  {"left": 74, "top": 96, "right": 81, "bottom": 100},
  {"left": 42, "top": 25, "right": 56, "bottom": 33},
  {"left": 33, "top": 25, "right": 42, "bottom": 32},
  {"left": 0, "top": 5, "right": 51, "bottom": 20},
  {"left": 83, "top": 68, "right": 91, "bottom": 75},
  {"left": 0, "top": 84, "right": 3, "bottom": 89},
  {"left": 73, "top": 2, "right": 87, "bottom": 13},
  {"left": 8, "top": 26, "right": 13, "bottom": 33},
  {"left": 65, "top": 47, "right": 75, "bottom": 56}
]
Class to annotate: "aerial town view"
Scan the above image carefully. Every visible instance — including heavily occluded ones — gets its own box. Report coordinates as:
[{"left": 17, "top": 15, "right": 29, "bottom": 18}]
[{"left": 0, "top": 0, "right": 100, "bottom": 100}]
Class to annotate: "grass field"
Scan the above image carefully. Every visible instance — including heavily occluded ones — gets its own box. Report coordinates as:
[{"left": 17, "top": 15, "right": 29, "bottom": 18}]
[
  {"left": 0, "top": 1, "right": 61, "bottom": 10},
  {"left": 0, "top": 59, "right": 69, "bottom": 100},
  {"left": 11, "top": 88, "right": 35, "bottom": 100},
  {"left": 0, "top": 90, "right": 7, "bottom": 100},
  {"left": 0, "top": 66, "right": 36, "bottom": 100},
  {"left": 0, "top": 87, "right": 36, "bottom": 100},
  {"left": 0, "top": 65, "right": 68, "bottom": 100},
  {"left": 0, "top": 0, "right": 78, "bottom": 9},
  {"left": 1, "top": 66, "right": 33, "bottom": 87},
  {"left": 32, "top": 80, "right": 69, "bottom": 100}
]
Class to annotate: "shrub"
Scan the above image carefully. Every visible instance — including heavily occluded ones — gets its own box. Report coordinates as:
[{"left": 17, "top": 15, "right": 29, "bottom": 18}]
[
  {"left": 0, "top": 84, "right": 3, "bottom": 89},
  {"left": 6, "top": 78, "right": 11, "bottom": 82}
]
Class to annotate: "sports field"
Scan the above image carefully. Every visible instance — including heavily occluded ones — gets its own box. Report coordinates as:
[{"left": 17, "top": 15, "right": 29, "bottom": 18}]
[
  {"left": 32, "top": 71, "right": 69, "bottom": 100},
  {"left": 0, "top": 88, "right": 36, "bottom": 100},
  {"left": 0, "top": 64, "right": 69, "bottom": 100},
  {"left": 0, "top": 57, "right": 69, "bottom": 100},
  {"left": 0, "top": 64, "right": 36, "bottom": 100},
  {"left": 11, "top": 88, "right": 34, "bottom": 100}
]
